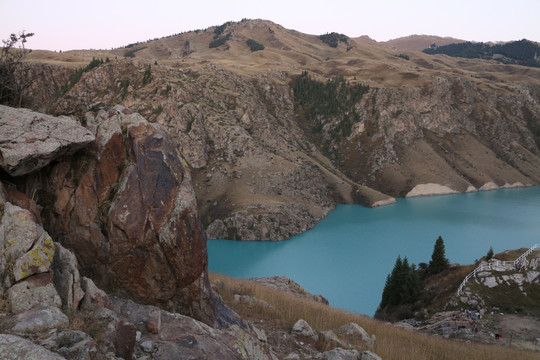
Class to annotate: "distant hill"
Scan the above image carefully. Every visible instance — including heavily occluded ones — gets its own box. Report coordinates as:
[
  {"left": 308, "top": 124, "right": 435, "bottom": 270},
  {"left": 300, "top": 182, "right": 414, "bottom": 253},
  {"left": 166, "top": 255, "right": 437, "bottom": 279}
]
[
  {"left": 381, "top": 35, "right": 466, "bottom": 51},
  {"left": 423, "top": 39, "right": 540, "bottom": 68}
]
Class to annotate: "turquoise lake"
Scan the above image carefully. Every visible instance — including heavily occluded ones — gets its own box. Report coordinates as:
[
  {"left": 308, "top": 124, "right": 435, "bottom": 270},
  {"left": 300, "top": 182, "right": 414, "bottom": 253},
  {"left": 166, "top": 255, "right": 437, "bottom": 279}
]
[{"left": 208, "top": 186, "right": 540, "bottom": 316}]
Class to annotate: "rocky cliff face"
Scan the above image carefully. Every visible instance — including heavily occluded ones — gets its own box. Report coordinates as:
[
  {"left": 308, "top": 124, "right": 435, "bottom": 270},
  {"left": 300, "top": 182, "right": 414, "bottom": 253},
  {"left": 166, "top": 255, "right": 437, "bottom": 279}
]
[
  {"left": 1, "top": 105, "right": 218, "bottom": 323},
  {"left": 318, "top": 76, "right": 540, "bottom": 197},
  {"left": 22, "top": 19, "right": 540, "bottom": 240},
  {"left": 1, "top": 105, "right": 276, "bottom": 359},
  {"left": 33, "top": 59, "right": 391, "bottom": 241}
]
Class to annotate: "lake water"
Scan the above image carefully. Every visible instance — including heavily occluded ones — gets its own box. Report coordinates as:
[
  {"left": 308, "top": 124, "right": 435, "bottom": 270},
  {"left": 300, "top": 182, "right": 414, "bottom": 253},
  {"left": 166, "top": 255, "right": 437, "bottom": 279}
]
[{"left": 208, "top": 186, "right": 540, "bottom": 316}]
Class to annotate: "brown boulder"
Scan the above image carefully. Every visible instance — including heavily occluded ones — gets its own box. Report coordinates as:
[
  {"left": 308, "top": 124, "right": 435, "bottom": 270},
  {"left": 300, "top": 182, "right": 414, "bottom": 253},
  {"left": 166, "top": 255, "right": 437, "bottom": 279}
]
[{"left": 38, "top": 106, "right": 215, "bottom": 323}]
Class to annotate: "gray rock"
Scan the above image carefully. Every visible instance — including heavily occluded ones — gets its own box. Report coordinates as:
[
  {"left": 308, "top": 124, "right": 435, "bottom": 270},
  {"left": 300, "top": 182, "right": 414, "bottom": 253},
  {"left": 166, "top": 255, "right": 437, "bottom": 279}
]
[
  {"left": 252, "top": 325, "right": 268, "bottom": 343},
  {"left": 321, "top": 329, "right": 342, "bottom": 346},
  {"left": 0, "top": 334, "right": 66, "bottom": 360},
  {"left": 360, "top": 351, "right": 383, "bottom": 360},
  {"left": 0, "top": 202, "right": 55, "bottom": 284},
  {"left": 284, "top": 353, "right": 301, "bottom": 360},
  {"left": 249, "top": 276, "right": 329, "bottom": 304},
  {"left": 52, "top": 242, "right": 85, "bottom": 310},
  {"left": 140, "top": 340, "right": 153, "bottom": 353},
  {"left": 55, "top": 330, "right": 97, "bottom": 360},
  {"left": 291, "top": 319, "right": 318, "bottom": 340},
  {"left": 7, "top": 273, "right": 62, "bottom": 313},
  {"left": 80, "top": 277, "right": 109, "bottom": 309},
  {"left": 11, "top": 305, "right": 68, "bottom": 332},
  {"left": 0, "top": 105, "right": 95, "bottom": 176},
  {"left": 336, "top": 323, "right": 375, "bottom": 347},
  {"left": 322, "top": 347, "right": 361, "bottom": 360}
]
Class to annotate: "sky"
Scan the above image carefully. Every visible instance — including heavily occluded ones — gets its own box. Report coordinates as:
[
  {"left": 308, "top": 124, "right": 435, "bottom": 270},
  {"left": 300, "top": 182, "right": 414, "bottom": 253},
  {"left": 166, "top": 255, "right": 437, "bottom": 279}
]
[{"left": 1, "top": 0, "right": 539, "bottom": 51}]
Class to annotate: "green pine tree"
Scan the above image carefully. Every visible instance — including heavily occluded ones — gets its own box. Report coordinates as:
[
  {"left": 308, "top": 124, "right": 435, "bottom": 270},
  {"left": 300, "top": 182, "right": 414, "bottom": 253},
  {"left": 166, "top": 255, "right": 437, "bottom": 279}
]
[
  {"left": 486, "top": 246, "right": 494, "bottom": 261},
  {"left": 427, "top": 236, "right": 450, "bottom": 276},
  {"left": 380, "top": 255, "right": 423, "bottom": 309}
]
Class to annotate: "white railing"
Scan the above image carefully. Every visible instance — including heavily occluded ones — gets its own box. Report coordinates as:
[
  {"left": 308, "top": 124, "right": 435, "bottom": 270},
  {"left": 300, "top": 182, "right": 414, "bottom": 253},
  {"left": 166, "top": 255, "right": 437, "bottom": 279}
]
[{"left": 456, "top": 244, "right": 540, "bottom": 296}]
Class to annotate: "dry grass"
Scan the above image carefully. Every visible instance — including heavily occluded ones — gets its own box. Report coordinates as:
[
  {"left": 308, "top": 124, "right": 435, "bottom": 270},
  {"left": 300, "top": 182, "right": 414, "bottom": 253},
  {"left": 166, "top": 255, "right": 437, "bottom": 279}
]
[
  {"left": 210, "top": 272, "right": 540, "bottom": 360},
  {"left": 493, "top": 248, "right": 530, "bottom": 262}
]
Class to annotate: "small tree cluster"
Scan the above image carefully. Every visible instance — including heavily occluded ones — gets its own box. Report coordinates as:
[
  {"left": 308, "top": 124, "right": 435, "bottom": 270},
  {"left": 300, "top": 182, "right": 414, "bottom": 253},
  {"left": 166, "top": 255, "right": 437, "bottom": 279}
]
[
  {"left": 246, "top": 39, "right": 264, "bottom": 52},
  {"left": 56, "top": 57, "right": 104, "bottom": 97},
  {"left": 209, "top": 33, "right": 231, "bottom": 49},
  {"left": 293, "top": 72, "right": 369, "bottom": 137},
  {"left": 318, "top": 32, "right": 349, "bottom": 48},
  {"left": 380, "top": 256, "right": 423, "bottom": 309},
  {"left": 378, "top": 236, "right": 451, "bottom": 317}
]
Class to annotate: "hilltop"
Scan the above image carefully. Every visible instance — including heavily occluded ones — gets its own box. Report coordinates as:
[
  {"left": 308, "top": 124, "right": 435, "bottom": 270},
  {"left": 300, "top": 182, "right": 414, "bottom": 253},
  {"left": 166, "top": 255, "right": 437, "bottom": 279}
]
[
  {"left": 380, "top": 34, "right": 466, "bottom": 51},
  {"left": 16, "top": 18, "right": 540, "bottom": 241}
]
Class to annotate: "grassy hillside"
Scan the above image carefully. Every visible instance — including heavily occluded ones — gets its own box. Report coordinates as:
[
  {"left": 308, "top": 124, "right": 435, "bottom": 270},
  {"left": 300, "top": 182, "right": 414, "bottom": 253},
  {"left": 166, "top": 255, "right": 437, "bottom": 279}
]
[{"left": 210, "top": 272, "right": 539, "bottom": 360}]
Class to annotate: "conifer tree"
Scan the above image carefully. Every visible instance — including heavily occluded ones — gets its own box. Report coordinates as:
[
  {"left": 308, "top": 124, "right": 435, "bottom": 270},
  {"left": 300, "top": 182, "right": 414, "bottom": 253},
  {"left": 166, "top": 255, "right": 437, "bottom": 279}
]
[
  {"left": 380, "top": 255, "right": 423, "bottom": 309},
  {"left": 486, "top": 246, "right": 494, "bottom": 261},
  {"left": 427, "top": 236, "right": 449, "bottom": 275}
]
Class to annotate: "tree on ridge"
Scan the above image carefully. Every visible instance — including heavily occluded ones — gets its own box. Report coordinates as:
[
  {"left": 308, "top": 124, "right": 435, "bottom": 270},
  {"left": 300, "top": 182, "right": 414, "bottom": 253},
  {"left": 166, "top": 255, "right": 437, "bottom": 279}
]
[{"left": 427, "top": 236, "right": 450, "bottom": 276}]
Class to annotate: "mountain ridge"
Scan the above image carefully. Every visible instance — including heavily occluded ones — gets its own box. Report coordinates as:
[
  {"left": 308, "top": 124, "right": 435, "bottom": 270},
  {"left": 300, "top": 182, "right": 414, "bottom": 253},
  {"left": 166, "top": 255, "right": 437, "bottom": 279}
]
[{"left": 19, "top": 18, "right": 540, "bottom": 240}]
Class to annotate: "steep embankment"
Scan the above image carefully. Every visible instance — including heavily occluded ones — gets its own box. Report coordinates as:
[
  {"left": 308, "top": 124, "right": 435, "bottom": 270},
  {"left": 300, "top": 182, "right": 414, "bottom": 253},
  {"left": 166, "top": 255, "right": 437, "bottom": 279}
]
[{"left": 24, "top": 19, "right": 540, "bottom": 240}]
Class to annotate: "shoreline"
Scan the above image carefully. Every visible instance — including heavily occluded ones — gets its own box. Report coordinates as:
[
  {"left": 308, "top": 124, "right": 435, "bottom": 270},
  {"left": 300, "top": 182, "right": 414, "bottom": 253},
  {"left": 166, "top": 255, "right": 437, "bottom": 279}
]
[{"left": 404, "top": 181, "right": 532, "bottom": 198}]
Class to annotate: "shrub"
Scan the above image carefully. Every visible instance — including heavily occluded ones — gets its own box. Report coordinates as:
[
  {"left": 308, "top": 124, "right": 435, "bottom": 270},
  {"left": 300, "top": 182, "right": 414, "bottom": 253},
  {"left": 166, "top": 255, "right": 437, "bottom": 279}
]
[
  {"left": 246, "top": 39, "right": 264, "bottom": 52},
  {"left": 397, "top": 53, "right": 409, "bottom": 60},
  {"left": 209, "top": 33, "right": 231, "bottom": 48},
  {"left": 142, "top": 65, "right": 152, "bottom": 85},
  {"left": 0, "top": 31, "right": 34, "bottom": 106},
  {"left": 319, "top": 32, "right": 349, "bottom": 48}
]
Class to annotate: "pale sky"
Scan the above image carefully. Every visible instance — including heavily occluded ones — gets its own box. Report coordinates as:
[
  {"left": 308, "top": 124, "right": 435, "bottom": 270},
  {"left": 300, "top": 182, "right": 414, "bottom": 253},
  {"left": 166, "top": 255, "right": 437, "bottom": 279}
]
[{"left": 1, "top": 0, "right": 539, "bottom": 51}]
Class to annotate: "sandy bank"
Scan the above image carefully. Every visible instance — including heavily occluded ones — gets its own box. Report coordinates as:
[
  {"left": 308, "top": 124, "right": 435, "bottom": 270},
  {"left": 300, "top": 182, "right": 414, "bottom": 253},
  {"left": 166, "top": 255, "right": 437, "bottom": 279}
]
[{"left": 405, "top": 183, "right": 458, "bottom": 198}]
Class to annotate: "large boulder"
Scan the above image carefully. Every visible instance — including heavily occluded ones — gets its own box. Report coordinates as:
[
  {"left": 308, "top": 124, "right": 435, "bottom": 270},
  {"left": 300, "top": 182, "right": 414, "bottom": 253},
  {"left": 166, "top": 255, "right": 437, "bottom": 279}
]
[
  {"left": 37, "top": 105, "right": 216, "bottom": 323},
  {"left": 11, "top": 305, "right": 69, "bottom": 332},
  {"left": 109, "top": 295, "right": 273, "bottom": 360},
  {"left": 0, "top": 105, "right": 95, "bottom": 176},
  {"left": 52, "top": 242, "right": 85, "bottom": 310},
  {"left": 7, "top": 272, "right": 62, "bottom": 313},
  {"left": 0, "top": 201, "right": 54, "bottom": 283},
  {"left": 291, "top": 319, "right": 318, "bottom": 340},
  {"left": 321, "top": 348, "right": 361, "bottom": 360},
  {"left": 0, "top": 185, "right": 62, "bottom": 313},
  {"left": 335, "top": 323, "right": 376, "bottom": 348},
  {"left": 0, "top": 334, "right": 66, "bottom": 360}
]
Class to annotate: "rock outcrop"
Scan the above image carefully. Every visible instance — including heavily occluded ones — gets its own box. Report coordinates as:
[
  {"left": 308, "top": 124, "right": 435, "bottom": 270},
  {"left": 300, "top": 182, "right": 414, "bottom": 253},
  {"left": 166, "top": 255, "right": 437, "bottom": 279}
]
[
  {"left": 0, "top": 182, "right": 62, "bottom": 314},
  {"left": 0, "top": 105, "right": 95, "bottom": 176},
  {"left": 0, "top": 105, "right": 277, "bottom": 358},
  {"left": 22, "top": 105, "right": 217, "bottom": 323},
  {"left": 0, "top": 334, "right": 66, "bottom": 360},
  {"left": 250, "top": 276, "right": 329, "bottom": 304},
  {"left": 31, "top": 58, "right": 393, "bottom": 240}
]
